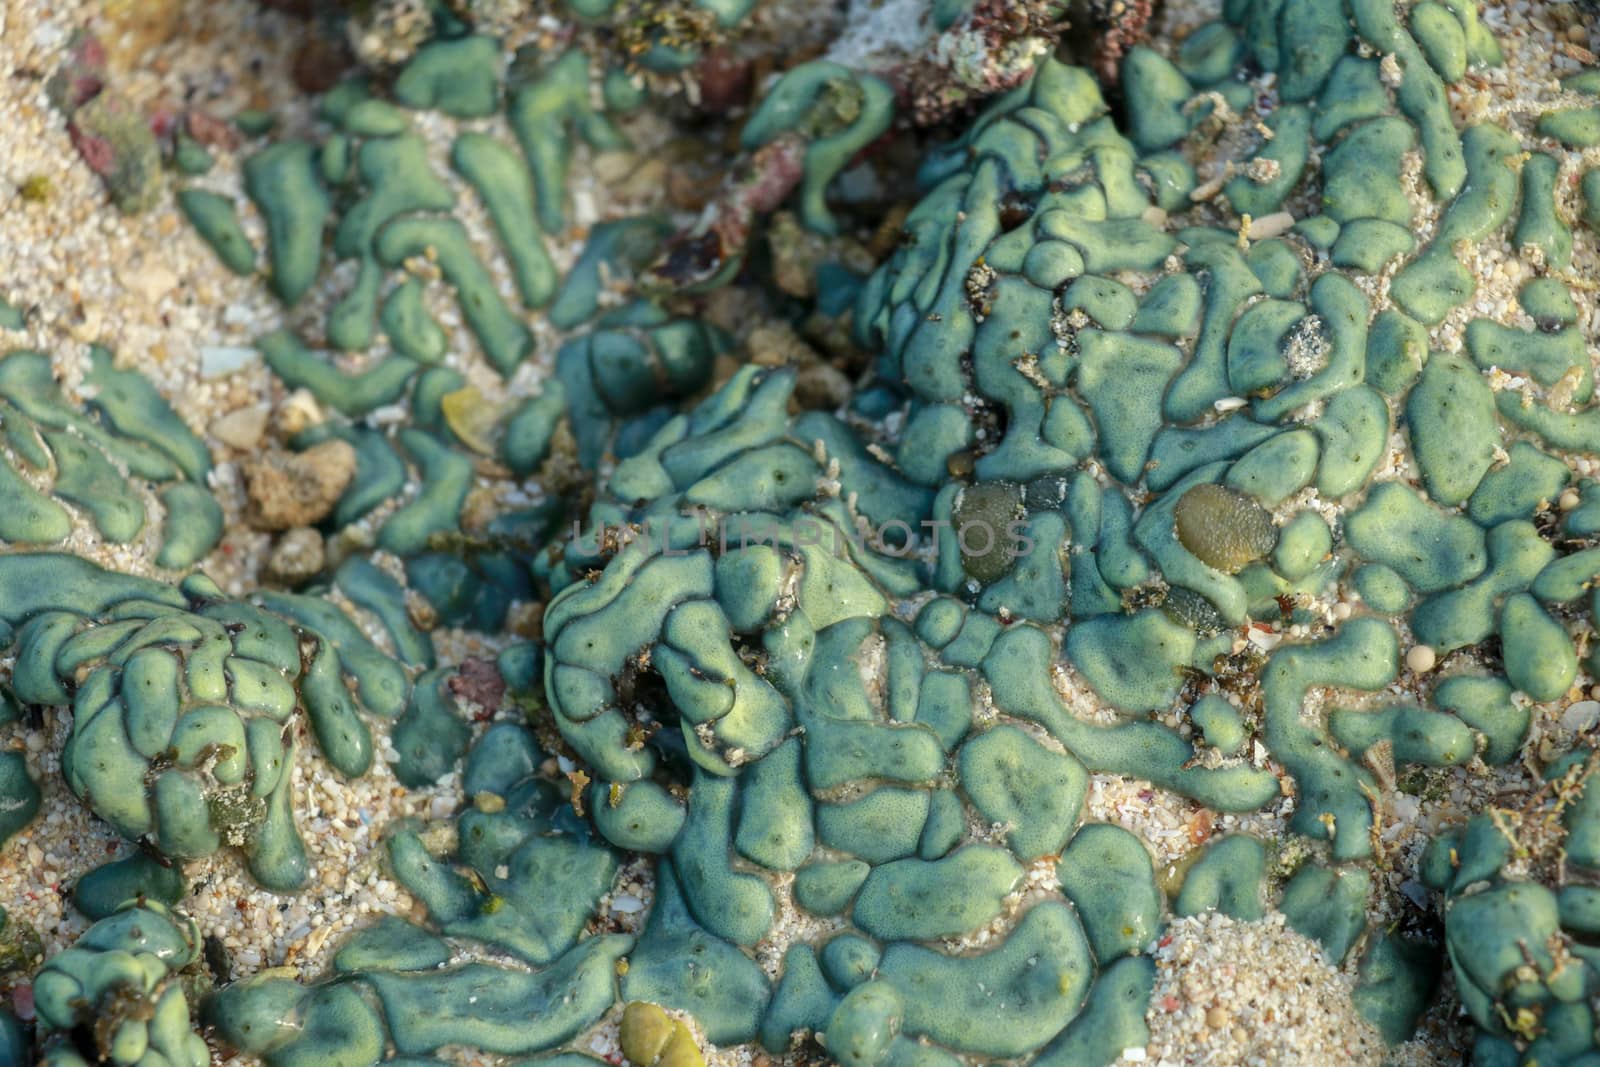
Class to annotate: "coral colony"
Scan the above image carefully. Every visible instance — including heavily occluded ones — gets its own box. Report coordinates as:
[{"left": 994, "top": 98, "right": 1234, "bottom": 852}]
[{"left": 3, "top": 0, "right": 1600, "bottom": 1065}]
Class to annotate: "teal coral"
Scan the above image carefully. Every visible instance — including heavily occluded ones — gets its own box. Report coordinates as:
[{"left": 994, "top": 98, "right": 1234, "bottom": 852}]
[
  {"left": 3, "top": 2, "right": 1600, "bottom": 1067},
  {"left": 0, "top": 347, "right": 219, "bottom": 564},
  {"left": 0, "top": 554, "right": 443, "bottom": 889},
  {"left": 31, "top": 902, "right": 207, "bottom": 1067}
]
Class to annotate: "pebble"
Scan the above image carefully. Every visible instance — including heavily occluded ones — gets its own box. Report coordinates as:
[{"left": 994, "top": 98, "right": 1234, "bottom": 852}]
[
  {"left": 266, "top": 526, "right": 326, "bottom": 584},
  {"left": 210, "top": 402, "right": 269, "bottom": 449},
  {"left": 1246, "top": 211, "right": 1296, "bottom": 240},
  {"left": 1561, "top": 489, "right": 1582, "bottom": 511},
  {"left": 199, "top": 344, "right": 261, "bottom": 379},
  {"left": 275, "top": 388, "right": 324, "bottom": 437},
  {"left": 1206, "top": 1005, "right": 1232, "bottom": 1029},
  {"left": 244, "top": 439, "right": 358, "bottom": 530},
  {"left": 1562, "top": 700, "right": 1600, "bottom": 734},
  {"left": 1405, "top": 644, "right": 1437, "bottom": 673},
  {"left": 119, "top": 262, "right": 178, "bottom": 305}
]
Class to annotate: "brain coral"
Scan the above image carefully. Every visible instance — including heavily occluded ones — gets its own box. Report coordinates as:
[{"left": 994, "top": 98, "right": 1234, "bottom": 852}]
[{"left": 2, "top": 0, "right": 1600, "bottom": 1066}]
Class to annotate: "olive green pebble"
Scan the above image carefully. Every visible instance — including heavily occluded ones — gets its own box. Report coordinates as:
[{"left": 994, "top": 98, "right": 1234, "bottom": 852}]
[
  {"left": 951, "top": 481, "right": 1024, "bottom": 585},
  {"left": 1172, "top": 483, "right": 1276, "bottom": 574},
  {"left": 621, "top": 1002, "right": 706, "bottom": 1067},
  {"left": 177, "top": 189, "right": 255, "bottom": 275}
]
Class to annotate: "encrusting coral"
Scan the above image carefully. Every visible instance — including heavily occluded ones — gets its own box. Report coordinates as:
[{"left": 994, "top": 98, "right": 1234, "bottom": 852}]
[{"left": 2, "top": 0, "right": 1600, "bottom": 1065}]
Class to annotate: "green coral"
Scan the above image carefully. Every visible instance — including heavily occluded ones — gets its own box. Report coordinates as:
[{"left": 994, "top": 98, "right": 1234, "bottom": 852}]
[
  {"left": 0, "top": 556, "right": 423, "bottom": 889},
  {"left": 31, "top": 902, "right": 207, "bottom": 1067},
  {"left": 11, "top": 4, "right": 1599, "bottom": 1067}
]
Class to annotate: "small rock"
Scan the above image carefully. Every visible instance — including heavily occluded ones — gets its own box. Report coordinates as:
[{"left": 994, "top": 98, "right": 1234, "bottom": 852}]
[
  {"left": 68, "top": 93, "right": 163, "bottom": 215},
  {"left": 120, "top": 262, "right": 178, "bottom": 305},
  {"left": 244, "top": 439, "right": 356, "bottom": 530},
  {"left": 45, "top": 31, "right": 107, "bottom": 115},
  {"left": 291, "top": 27, "right": 352, "bottom": 93},
  {"left": 199, "top": 344, "right": 260, "bottom": 379},
  {"left": 266, "top": 527, "right": 326, "bottom": 585},
  {"left": 794, "top": 360, "right": 853, "bottom": 412},
  {"left": 275, "top": 389, "right": 323, "bottom": 437},
  {"left": 185, "top": 109, "right": 239, "bottom": 150},
  {"left": 694, "top": 47, "right": 752, "bottom": 114},
  {"left": 1405, "top": 644, "right": 1437, "bottom": 673},
  {"left": 1562, "top": 700, "right": 1600, "bottom": 734},
  {"left": 1205, "top": 1005, "right": 1231, "bottom": 1030},
  {"left": 210, "top": 404, "right": 269, "bottom": 450},
  {"left": 448, "top": 658, "right": 506, "bottom": 710}
]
